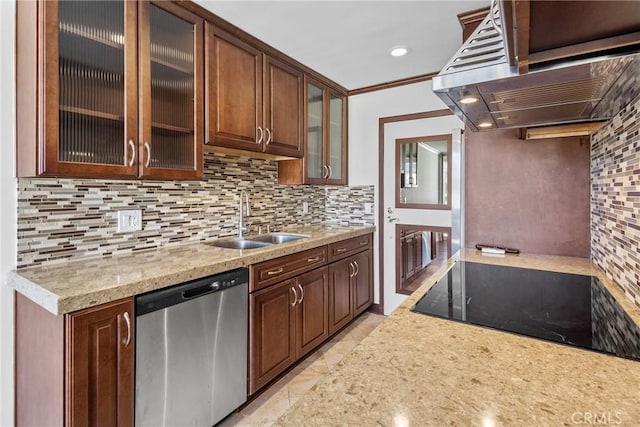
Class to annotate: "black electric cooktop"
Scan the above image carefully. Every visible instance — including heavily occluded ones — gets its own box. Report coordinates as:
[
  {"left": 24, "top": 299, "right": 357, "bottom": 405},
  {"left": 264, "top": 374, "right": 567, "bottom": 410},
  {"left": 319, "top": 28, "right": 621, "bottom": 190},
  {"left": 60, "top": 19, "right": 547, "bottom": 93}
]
[{"left": 411, "top": 261, "right": 640, "bottom": 362}]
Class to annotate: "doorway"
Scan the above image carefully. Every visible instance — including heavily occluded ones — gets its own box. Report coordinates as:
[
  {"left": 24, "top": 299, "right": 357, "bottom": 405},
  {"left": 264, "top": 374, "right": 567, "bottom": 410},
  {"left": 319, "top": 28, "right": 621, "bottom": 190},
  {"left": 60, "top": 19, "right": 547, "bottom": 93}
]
[{"left": 378, "top": 111, "right": 463, "bottom": 315}]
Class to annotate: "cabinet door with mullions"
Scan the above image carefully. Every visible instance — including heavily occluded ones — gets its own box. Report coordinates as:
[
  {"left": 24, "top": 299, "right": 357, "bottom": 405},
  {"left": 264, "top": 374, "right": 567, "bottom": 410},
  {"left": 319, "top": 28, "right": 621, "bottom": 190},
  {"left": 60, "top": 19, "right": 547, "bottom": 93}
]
[{"left": 50, "top": 0, "right": 138, "bottom": 177}]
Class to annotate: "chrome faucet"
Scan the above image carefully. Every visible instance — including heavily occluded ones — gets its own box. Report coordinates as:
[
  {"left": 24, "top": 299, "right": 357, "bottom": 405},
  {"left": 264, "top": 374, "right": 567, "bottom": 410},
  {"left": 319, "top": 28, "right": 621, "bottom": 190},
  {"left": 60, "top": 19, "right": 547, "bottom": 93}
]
[{"left": 238, "top": 190, "right": 251, "bottom": 238}]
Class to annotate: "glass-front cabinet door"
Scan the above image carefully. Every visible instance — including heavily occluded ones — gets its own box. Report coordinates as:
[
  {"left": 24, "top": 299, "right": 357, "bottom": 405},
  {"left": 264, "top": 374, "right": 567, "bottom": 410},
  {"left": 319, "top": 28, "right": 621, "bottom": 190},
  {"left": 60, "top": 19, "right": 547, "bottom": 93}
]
[
  {"left": 49, "top": 0, "right": 138, "bottom": 177},
  {"left": 302, "top": 79, "right": 347, "bottom": 185},
  {"left": 38, "top": 1, "right": 202, "bottom": 179},
  {"left": 306, "top": 81, "right": 325, "bottom": 182},
  {"left": 138, "top": 2, "right": 203, "bottom": 180},
  {"left": 326, "top": 91, "right": 346, "bottom": 184}
]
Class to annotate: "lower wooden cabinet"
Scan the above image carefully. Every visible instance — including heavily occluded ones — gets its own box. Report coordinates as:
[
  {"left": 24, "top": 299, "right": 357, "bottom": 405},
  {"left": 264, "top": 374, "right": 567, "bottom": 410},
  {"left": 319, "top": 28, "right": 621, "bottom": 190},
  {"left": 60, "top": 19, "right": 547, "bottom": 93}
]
[
  {"left": 249, "top": 267, "right": 328, "bottom": 394},
  {"left": 15, "top": 294, "right": 134, "bottom": 427},
  {"left": 403, "top": 233, "right": 425, "bottom": 280},
  {"left": 352, "top": 249, "right": 374, "bottom": 317},
  {"left": 67, "top": 299, "right": 135, "bottom": 427},
  {"left": 328, "top": 249, "right": 373, "bottom": 335}
]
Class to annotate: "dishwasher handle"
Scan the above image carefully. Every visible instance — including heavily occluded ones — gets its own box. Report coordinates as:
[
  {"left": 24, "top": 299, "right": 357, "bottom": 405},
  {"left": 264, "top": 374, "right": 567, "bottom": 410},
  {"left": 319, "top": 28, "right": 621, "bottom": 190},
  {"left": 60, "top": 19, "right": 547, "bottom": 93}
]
[
  {"left": 136, "top": 267, "right": 249, "bottom": 316},
  {"left": 182, "top": 281, "right": 220, "bottom": 300}
]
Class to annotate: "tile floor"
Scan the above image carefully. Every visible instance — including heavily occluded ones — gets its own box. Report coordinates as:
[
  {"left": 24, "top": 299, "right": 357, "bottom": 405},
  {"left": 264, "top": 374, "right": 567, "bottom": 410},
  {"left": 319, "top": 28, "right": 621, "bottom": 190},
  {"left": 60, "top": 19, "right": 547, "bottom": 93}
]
[{"left": 221, "top": 312, "right": 386, "bottom": 426}]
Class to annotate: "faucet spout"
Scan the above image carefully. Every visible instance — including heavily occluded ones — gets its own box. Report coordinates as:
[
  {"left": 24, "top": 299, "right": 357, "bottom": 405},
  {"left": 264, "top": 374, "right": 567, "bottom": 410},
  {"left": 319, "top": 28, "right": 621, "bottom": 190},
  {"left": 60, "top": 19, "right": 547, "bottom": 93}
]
[{"left": 238, "top": 190, "right": 250, "bottom": 238}]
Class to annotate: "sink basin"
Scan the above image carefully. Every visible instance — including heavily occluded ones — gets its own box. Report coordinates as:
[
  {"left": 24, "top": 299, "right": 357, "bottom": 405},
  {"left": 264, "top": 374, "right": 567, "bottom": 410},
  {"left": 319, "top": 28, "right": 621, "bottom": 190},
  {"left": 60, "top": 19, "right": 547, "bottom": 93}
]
[
  {"left": 248, "top": 233, "right": 310, "bottom": 244},
  {"left": 207, "top": 238, "right": 272, "bottom": 250}
]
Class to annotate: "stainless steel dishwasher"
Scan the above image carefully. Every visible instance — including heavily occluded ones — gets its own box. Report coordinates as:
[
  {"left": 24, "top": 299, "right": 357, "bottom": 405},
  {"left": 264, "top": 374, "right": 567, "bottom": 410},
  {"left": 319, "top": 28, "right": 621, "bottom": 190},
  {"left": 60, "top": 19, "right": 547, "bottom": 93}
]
[{"left": 135, "top": 268, "right": 248, "bottom": 426}]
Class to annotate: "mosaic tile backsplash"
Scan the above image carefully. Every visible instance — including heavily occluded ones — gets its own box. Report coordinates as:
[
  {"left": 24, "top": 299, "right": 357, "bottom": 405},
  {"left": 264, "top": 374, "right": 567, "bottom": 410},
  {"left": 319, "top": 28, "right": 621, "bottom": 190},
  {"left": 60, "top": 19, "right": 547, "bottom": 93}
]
[
  {"left": 17, "top": 153, "right": 374, "bottom": 268},
  {"left": 591, "top": 94, "right": 640, "bottom": 309}
]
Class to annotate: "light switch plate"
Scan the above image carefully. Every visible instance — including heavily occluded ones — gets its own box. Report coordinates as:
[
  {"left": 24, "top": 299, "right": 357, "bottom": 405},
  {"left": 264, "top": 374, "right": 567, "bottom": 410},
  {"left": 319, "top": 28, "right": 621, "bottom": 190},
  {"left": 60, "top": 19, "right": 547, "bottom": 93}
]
[
  {"left": 117, "top": 209, "right": 142, "bottom": 233},
  {"left": 364, "top": 203, "right": 373, "bottom": 214},
  {"left": 302, "top": 201, "right": 309, "bottom": 214}
]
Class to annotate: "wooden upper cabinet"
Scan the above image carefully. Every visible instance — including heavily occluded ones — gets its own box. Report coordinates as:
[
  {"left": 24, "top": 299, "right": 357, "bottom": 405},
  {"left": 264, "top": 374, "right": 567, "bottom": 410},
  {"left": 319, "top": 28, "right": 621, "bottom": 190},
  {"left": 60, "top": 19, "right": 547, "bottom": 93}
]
[
  {"left": 278, "top": 77, "right": 347, "bottom": 185},
  {"left": 206, "top": 25, "right": 303, "bottom": 158},
  {"left": 206, "top": 26, "right": 263, "bottom": 152},
  {"left": 263, "top": 56, "right": 303, "bottom": 157},
  {"left": 138, "top": 1, "right": 204, "bottom": 180},
  {"left": 16, "top": 0, "right": 203, "bottom": 179}
]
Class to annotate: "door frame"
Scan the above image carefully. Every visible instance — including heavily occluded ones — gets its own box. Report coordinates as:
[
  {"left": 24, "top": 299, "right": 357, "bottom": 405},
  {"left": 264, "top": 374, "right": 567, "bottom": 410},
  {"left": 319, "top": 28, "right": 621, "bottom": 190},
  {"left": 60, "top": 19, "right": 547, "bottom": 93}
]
[
  {"left": 374, "top": 109, "right": 452, "bottom": 314},
  {"left": 395, "top": 224, "right": 452, "bottom": 295}
]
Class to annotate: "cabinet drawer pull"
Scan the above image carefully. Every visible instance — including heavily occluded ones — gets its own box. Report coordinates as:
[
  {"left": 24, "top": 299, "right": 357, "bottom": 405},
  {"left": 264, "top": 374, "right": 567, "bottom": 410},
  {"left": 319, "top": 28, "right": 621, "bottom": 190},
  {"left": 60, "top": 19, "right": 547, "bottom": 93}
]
[
  {"left": 265, "top": 127, "right": 272, "bottom": 145},
  {"left": 122, "top": 312, "right": 131, "bottom": 347},
  {"left": 353, "top": 260, "right": 359, "bottom": 277},
  {"left": 257, "top": 126, "right": 264, "bottom": 144},
  {"left": 297, "top": 284, "right": 304, "bottom": 304},
  {"left": 336, "top": 248, "right": 347, "bottom": 253},
  {"left": 359, "top": 240, "right": 368, "bottom": 246},
  {"left": 290, "top": 287, "right": 297, "bottom": 307},
  {"left": 322, "top": 165, "right": 329, "bottom": 179},
  {"left": 348, "top": 262, "right": 355, "bottom": 278},
  {"left": 267, "top": 267, "right": 284, "bottom": 275},
  {"left": 126, "top": 139, "right": 136, "bottom": 167},
  {"left": 307, "top": 256, "right": 320, "bottom": 262},
  {"left": 144, "top": 142, "right": 151, "bottom": 168},
  {"left": 327, "top": 165, "right": 333, "bottom": 179}
]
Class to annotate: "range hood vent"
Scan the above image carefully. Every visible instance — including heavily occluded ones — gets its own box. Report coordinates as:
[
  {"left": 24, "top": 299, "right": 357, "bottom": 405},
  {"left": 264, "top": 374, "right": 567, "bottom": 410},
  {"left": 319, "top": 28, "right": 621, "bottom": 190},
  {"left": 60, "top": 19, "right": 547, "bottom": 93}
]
[
  {"left": 441, "top": 2, "right": 507, "bottom": 75},
  {"left": 432, "top": 1, "right": 640, "bottom": 132}
]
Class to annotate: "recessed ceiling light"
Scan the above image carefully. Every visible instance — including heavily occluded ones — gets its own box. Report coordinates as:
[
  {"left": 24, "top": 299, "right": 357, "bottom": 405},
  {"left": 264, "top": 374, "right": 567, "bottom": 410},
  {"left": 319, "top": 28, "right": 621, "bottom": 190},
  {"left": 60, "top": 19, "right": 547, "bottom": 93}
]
[
  {"left": 460, "top": 97, "right": 479, "bottom": 104},
  {"left": 478, "top": 121, "right": 493, "bottom": 128},
  {"left": 389, "top": 46, "right": 409, "bottom": 57}
]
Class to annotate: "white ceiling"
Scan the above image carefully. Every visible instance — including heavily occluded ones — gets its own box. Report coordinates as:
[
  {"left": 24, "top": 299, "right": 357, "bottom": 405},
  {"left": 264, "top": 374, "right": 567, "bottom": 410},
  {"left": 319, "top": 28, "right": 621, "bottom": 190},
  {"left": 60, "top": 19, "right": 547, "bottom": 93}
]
[{"left": 194, "top": 0, "right": 489, "bottom": 90}]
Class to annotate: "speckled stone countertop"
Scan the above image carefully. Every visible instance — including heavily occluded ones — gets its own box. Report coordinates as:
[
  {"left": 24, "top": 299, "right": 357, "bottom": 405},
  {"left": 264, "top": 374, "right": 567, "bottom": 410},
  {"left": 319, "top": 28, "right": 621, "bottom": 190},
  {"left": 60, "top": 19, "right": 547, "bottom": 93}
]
[
  {"left": 7, "top": 224, "right": 374, "bottom": 315},
  {"left": 277, "top": 249, "right": 640, "bottom": 426}
]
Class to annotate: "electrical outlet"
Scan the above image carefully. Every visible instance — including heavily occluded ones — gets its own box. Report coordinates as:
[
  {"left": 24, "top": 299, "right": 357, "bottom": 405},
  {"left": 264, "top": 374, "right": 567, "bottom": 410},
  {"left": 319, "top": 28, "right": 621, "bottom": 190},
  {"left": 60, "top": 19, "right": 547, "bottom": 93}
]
[
  {"left": 302, "top": 201, "right": 309, "bottom": 214},
  {"left": 364, "top": 203, "right": 373, "bottom": 214},
  {"left": 117, "top": 209, "right": 142, "bottom": 233}
]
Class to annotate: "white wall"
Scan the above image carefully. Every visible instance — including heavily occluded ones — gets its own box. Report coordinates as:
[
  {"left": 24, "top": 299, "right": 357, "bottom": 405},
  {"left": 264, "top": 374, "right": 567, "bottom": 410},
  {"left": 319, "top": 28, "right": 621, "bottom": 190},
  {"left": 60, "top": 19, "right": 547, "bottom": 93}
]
[
  {"left": 0, "top": 1, "right": 16, "bottom": 425},
  {"left": 348, "top": 80, "right": 454, "bottom": 312}
]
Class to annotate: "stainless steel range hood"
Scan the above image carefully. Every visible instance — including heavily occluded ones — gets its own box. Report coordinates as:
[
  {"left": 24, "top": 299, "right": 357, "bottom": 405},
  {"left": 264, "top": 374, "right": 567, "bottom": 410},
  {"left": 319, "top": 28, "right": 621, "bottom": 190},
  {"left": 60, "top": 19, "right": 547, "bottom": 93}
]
[{"left": 432, "top": 1, "right": 640, "bottom": 132}]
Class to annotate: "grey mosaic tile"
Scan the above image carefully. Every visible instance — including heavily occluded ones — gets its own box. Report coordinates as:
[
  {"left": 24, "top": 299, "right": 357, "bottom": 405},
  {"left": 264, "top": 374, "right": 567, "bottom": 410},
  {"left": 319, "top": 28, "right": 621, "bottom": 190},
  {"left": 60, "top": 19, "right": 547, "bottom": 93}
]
[
  {"left": 591, "top": 94, "right": 640, "bottom": 309},
  {"left": 16, "top": 152, "right": 374, "bottom": 268}
]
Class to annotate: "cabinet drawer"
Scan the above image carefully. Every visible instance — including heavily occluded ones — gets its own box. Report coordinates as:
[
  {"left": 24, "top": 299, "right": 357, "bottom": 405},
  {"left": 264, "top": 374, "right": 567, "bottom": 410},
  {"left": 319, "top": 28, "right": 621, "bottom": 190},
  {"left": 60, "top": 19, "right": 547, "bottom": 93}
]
[
  {"left": 251, "top": 246, "right": 327, "bottom": 292},
  {"left": 328, "top": 234, "right": 372, "bottom": 262}
]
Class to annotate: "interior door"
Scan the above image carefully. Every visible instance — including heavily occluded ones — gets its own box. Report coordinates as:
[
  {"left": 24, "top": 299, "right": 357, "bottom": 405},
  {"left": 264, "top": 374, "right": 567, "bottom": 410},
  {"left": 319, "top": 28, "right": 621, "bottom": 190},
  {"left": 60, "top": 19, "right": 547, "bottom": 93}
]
[{"left": 382, "top": 116, "right": 463, "bottom": 315}]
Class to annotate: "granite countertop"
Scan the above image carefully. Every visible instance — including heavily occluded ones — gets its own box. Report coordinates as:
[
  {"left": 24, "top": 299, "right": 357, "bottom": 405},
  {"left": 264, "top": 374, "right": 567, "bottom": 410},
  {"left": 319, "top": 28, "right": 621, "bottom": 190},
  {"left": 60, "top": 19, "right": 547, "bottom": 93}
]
[
  {"left": 277, "top": 249, "right": 640, "bottom": 426},
  {"left": 8, "top": 224, "right": 374, "bottom": 315}
]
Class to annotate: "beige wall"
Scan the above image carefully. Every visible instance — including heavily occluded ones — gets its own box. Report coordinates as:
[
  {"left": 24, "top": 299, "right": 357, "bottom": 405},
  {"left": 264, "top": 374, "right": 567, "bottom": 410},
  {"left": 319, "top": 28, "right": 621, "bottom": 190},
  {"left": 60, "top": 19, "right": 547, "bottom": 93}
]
[{"left": 465, "top": 129, "right": 591, "bottom": 258}]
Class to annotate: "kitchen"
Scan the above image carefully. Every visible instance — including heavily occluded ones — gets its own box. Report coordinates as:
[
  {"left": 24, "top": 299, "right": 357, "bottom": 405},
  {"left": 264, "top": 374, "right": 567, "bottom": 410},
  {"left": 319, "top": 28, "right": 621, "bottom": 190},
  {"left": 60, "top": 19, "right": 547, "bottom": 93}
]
[{"left": 2, "top": 0, "right": 637, "bottom": 426}]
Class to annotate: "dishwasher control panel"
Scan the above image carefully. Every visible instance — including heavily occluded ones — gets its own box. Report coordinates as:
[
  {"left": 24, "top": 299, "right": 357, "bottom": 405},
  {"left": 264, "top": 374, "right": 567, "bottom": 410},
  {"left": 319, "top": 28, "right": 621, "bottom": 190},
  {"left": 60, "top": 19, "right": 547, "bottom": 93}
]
[{"left": 136, "top": 267, "right": 248, "bottom": 316}]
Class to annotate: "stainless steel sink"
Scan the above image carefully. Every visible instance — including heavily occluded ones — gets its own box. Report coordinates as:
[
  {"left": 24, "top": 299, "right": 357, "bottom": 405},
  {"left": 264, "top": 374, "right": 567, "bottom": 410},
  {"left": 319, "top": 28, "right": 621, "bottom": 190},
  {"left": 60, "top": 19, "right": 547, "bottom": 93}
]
[
  {"left": 207, "top": 238, "right": 272, "bottom": 250},
  {"left": 248, "top": 233, "right": 310, "bottom": 244}
]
